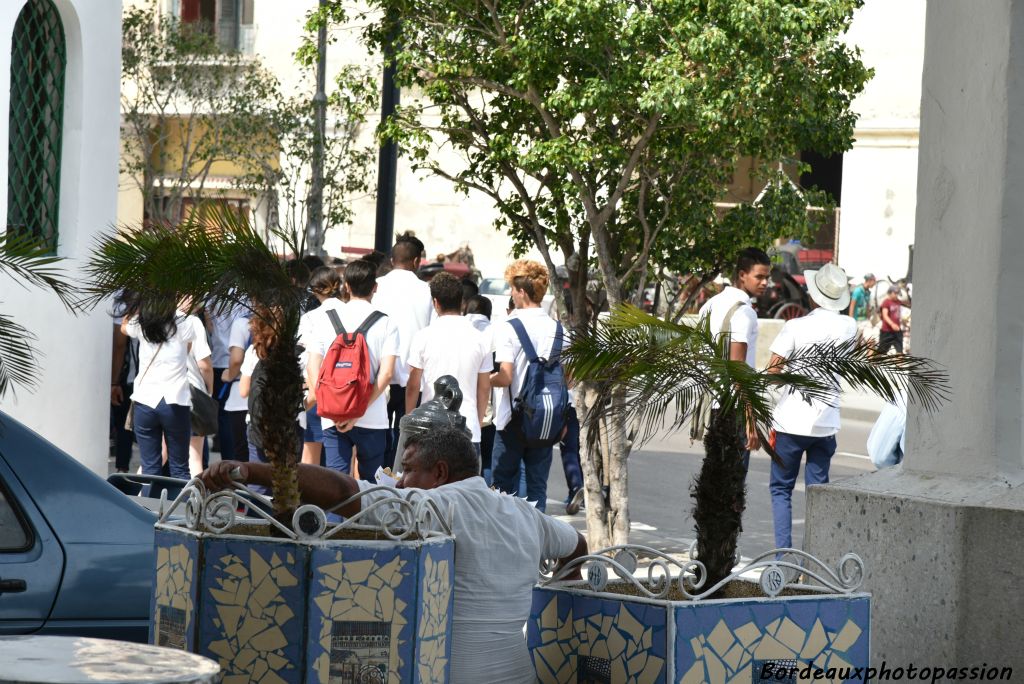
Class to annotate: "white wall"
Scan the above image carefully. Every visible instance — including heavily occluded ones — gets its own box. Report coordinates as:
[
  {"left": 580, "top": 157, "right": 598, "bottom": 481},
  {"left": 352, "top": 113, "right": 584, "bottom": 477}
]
[
  {"left": 838, "top": 0, "right": 925, "bottom": 282},
  {"left": 0, "top": 0, "right": 122, "bottom": 475}
]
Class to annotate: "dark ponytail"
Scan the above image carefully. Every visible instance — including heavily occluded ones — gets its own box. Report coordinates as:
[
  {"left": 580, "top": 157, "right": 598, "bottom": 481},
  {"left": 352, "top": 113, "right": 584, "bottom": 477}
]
[{"left": 137, "top": 298, "right": 178, "bottom": 344}]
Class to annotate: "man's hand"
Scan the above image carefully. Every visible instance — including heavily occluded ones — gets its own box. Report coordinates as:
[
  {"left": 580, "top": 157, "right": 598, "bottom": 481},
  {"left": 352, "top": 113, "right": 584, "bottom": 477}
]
[
  {"left": 201, "top": 460, "right": 247, "bottom": 492},
  {"left": 335, "top": 418, "right": 358, "bottom": 433},
  {"left": 745, "top": 422, "right": 761, "bottom": 451},
  {"left": 111, "top": 385, "right": 124, "bottom": 406}
]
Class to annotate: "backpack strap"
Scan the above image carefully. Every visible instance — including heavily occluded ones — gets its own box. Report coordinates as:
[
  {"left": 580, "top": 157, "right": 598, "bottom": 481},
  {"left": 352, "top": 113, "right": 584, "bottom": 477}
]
[
  {"left": 509, "top": 318, "right": 539, "bottom": 362},
  {"left": 549, "top": 322, "right": 565, "bottom": 363},
  {"left": 356, "top": 311, "right": 386, "bottom": 337},
  {"left": 326, "top": 309, "right": 346, "bottom": 336}
]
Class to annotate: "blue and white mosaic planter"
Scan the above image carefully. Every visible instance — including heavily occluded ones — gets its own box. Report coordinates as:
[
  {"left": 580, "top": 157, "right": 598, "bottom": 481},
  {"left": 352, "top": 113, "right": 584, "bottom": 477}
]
[
  {"left": 151, "top": 481, "right": 455, "bottom": 684},
  {"left": 529, "top": 546, "right": 870, "bottom": 684}
]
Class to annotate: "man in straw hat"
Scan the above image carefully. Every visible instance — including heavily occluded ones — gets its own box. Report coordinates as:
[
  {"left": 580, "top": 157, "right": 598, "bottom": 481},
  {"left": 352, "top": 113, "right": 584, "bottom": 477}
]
[{"left": 766, "top": 263, "right": 857, "bottom": 550}]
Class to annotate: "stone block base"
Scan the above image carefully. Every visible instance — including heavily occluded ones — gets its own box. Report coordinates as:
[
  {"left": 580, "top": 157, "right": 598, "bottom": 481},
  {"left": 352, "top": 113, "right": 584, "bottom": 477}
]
[{"left": 805, "top": 468, "right": 1024, "bottom": 669}]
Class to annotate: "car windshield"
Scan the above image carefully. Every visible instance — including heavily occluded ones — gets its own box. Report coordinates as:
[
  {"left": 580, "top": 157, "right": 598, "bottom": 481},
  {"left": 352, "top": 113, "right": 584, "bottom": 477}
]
[{"left": 480, "top": 278, "right": 509, "bottom": 295}]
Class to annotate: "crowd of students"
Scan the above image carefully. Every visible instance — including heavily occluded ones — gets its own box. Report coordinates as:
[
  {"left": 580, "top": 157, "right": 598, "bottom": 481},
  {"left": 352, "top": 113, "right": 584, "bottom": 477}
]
[{"left": 109, "top": 236, "right": 584, "bottom": 514}]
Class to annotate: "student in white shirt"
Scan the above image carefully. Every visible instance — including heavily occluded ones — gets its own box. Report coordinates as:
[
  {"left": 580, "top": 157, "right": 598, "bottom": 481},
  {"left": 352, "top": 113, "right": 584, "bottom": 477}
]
[
  {"left": 697, "top": 247, "right": 771, "bottom": 472},
  {"left": 464, "top": 295, "right": 498, "bottom": 481},
  {"left": 406, "top": 273, "right": 492, "bottom": 451},
  {"left": 296, "top": 267, "right": 345, "bottom": 465},
  {"left": 122, "top": 300, "right": 196, "bottom": 479},
  {"left": 220, "top": 314, "right": 251, "bottom": 462},
  {"left": 490, "top": 260, "right": 563, "bottom": 512},
  {"left": 182, "top": 312, "right": 214, "bottom": 478},
  {"left": 206, "top": 299, "right": 246, "bottom": 458},
  {"left": 767, "top": 263, "right": 857, "bottom": 550},
  {"left": 370, "top": 235, "right": 433, "bottom": 468},
  {"left": 306, "top": 260, "right": 400, "bottom": 481}
]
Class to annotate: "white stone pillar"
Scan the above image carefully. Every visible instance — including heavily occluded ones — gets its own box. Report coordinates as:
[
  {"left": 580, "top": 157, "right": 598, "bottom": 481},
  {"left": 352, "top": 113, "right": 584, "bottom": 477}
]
[{"left": 805, "top": 0, "right": 1024, "bottom": 668}]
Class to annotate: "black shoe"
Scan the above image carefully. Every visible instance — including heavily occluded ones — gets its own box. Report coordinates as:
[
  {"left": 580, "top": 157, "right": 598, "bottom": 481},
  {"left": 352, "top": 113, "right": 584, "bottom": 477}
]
[{"left": 565, "top": 488, "right": 585, "bottom": 515}]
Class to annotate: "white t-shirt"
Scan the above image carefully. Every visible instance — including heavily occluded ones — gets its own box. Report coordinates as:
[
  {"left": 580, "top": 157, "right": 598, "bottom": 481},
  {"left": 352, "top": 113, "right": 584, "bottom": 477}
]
[
  {"left": 224, "top": 316, "right": 251, "bottom": 412},
  {"left": 298, "top": 298, "right": 344, "bottom": 373},
  {"left": 207, "top": 301, "right": 247, "bottom": 369},
  {"left": 697, "top": 286, "right": 759, "bottom": 368},
  {"left": 356, "top": 477, "right": 579, "bottom": 683},
  {"left": 493, "top": 307, "right": 564, "bottom": 431},
  {"left": 407, "top": 315, "right": 492, "bottom": 442},
  {"left": 770, "top": 308, "right": 858, "bottom": 437},
  {"left": 371, "top": 269, "right": 433, "bottom": 387},
  {"left": 308, "top": 299, "right": 400, "bottom": 430},
  {"left": 125, "top": 313, "right": 196, "bottom": 409},
  {"left": 184, "top": 315, "right": 212, "bottom": 392}
]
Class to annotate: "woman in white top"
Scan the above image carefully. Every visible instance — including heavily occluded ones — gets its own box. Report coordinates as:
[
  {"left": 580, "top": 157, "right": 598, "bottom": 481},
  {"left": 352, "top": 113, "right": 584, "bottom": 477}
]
[
  {"left": 122, "top": 299, "right": 196, "bottom": 479},
  {"left": 296, "top": 266, "right": 345, "bottom": 465},
  {"left": 182, "top": 311, "right": 214, "bottom": 478}
]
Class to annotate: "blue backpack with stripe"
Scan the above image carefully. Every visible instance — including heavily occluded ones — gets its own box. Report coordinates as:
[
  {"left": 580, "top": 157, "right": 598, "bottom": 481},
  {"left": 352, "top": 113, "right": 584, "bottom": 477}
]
[{"left": 509, "top": 318, "right": 570, "bottom": 447}]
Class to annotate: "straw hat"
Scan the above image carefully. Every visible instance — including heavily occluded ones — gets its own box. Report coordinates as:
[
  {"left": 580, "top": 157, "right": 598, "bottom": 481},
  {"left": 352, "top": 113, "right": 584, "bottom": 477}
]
[{"left": 804, "top": 263, "right": 851, "bottom": 312}]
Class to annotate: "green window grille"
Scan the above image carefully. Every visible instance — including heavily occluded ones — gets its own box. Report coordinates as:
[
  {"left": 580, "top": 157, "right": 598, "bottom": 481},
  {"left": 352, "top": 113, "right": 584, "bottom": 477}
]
[{"left": 7, "top": 0, "right": 66, "bottom": 252}]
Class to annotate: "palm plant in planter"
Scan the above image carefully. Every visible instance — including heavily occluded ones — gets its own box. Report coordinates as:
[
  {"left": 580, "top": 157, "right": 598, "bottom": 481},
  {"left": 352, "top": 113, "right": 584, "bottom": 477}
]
[
  {"left": 564, "top": 304, "right": 949, "bottom": 592},
  {"left": 85, "top": 210, "right": 456, "bottom": 683},
  {"left": 83, "top": 208, "right": 305, "bottom": 522}
]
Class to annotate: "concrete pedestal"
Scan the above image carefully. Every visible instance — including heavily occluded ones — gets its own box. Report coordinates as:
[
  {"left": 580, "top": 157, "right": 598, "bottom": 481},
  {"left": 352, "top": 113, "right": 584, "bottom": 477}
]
[{"left": 806, "top": 470, "right": 1024, "bottom": 668}]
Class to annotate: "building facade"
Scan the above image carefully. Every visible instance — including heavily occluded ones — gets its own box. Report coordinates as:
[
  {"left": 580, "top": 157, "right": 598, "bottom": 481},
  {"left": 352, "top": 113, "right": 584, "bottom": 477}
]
[{"left": 0, "top": 0, "right": 122, "bottom": 475}]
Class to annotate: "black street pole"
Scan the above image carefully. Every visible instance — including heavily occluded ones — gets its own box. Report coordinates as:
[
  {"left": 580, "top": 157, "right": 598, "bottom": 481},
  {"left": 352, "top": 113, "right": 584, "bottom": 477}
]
[
  {"left": 374, "top": 13, "right": 399, "bottom": 255},
  {"left": 305, "top": 0, "right": 328, "bottom": 257}
]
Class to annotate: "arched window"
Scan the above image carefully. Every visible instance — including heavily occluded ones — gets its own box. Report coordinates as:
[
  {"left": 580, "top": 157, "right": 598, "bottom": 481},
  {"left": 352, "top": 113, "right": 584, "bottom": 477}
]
[{"left": 7, "top": 0, "right": 65, "bottom": 252}]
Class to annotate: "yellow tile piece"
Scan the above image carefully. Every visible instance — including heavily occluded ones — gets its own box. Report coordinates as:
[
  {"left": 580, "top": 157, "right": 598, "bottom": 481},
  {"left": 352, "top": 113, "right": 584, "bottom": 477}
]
[
  {"left": 236, "top": 615, "right": 270, "bottom": 645},
  {"left": 222, "top": 676, "right": 248, "bottom": 684},
  {"left": 765, "top": 618, "right": 781, "bottom": 635},
  {"left": 776, "top": 617, "right": 806, "bottom": 654},
  {"left": 270, "top": 552, "right": 282, "bottom": 568},
  {"left": 708, "top": 619, "right": 736, "bottom": 657},
  {"left": 261, "top": 669, "right": 289, "bottom": 684},
  {"left": 616, "top": 604, "right": 644, "bottom": 642},
  {"left": 607, "top": 627, "right": 627, "bottom": 659},
  {"left": 234, "top": 648, "right": 258, "bottom": 669},
  {"left": 801, "top": 619, "right": 828, "bottom": 659},
  {"left": 557, "top": 607, "right": 575, "bottom": 643},
  {"left": 207, "top": 638, "right": 234, "bottom": 661},
  {"left": 590, "top": 639, "right": 610, "bottom": 661},
  {"left": 313, "top": 592, "right": 334, "bottom": 617},
  {"left": 249, "top": 625, "right": 288, "bottom": 652},
  {"left": 727, "top": 665, "right": 752, "bottom": 684},
  {"left": 641, "top": 628, "right": 652, "bottom": 651},
  {"left": 216, "top": 605, "right": 244, "bottom": 638},
  {"left": 704, "top": 648, "right": 726, "bottom": 684},
  {"left": 610, "top": 657, "right": 627, "bottom": 683},
  {"left": 274, "top": 604, "right": 295, "bottom": 625},
  {"left": 637, "top": 654, "right": 663, "bottom": 684},
  {"left": 681, "top": 662, "right": 706, "bottom": 684},
  {"left": 689, "top": 637, "right": 702, "bottom": 657},
  {"left": 753, "top": 634, "right": 796, "bottom": 660},
  {"left": 827, "top": 654, "right": 853, "bottom": 684},
  {"left": 627, "top": 649, "right": 648, "bottom": 676},
  {"left": 224, "top": 562, "right": 249, "bottom": 578},
  {"left": 270, "top": 566, "right": 298, "bottom": 587},
  {"left": 250, "top": 549, "right": 271, "bottom": 587},
  {"left": 343, "top": 559, "right": 375, "bottom": 584},
  {"left": 830, "top": 620, "right": 862, "bottom": 652},
  {"left": 157, "top": 546, "right": 169, "bottom": 568},
  {"left": 723, "top": 641, "right": 745, "bottom": 671}
]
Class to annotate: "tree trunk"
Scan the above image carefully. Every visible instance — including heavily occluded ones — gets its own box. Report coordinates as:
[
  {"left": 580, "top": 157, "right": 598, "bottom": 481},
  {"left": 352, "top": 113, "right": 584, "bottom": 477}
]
[
  {"left": 255, "top": 323, "right": 303, "bottom": 529},
  {"left": 577, "top": 381, "right": 612, "bottom": 550},
  {"left": 692, "top": 407, "right": 746, "bottom": 593}
]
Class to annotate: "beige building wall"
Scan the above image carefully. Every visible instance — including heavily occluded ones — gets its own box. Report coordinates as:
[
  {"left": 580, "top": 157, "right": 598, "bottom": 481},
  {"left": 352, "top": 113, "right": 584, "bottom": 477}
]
[
  {"left": 119, "top": 0, "right": 537, "bottom": 277},
  {"left": 838, "top": 0, "right": 925, "bottom": 282}
]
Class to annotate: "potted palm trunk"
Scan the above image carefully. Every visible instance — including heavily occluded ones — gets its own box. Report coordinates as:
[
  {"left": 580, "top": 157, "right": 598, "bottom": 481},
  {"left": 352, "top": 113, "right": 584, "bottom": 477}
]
[
  {"left": 527, "top": 304, "right": 947, "bottom": 684},
  {"left": 85, "top": 209, "right": 455, "bottom": 684}
]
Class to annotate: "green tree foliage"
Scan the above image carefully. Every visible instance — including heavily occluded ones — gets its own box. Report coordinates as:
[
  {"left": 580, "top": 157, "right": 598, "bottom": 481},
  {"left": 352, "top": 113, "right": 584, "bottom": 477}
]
[
  {"left": 121, "top": 3, "right": 283, "bottom": 224},
  {"left": 356, "top": 0, "right": 871, "bottom": 546},
  {"left": 566, "top": 304, "right": 948, "bottom": 591}
]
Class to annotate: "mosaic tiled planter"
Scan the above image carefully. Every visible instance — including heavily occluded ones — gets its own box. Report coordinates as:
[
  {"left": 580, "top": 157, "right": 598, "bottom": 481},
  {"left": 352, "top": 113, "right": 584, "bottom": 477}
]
[
  {"left": 529, "top": 547, "right": 870, "bottom": 684},
  {"left": 150, "top": 482, "right": 455, "bottom": 684}
]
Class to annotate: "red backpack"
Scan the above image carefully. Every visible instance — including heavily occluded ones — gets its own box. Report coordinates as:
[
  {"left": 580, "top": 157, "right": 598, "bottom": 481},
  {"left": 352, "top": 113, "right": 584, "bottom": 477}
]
[{"left": 315, "top": 309, "right": 387, "bottom": 423}]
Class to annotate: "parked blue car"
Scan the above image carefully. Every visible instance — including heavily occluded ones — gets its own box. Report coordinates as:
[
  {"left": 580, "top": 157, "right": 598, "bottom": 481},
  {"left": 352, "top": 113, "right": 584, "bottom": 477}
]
[{"left": 0, "top": 413, "right": 159, "bottom": 642}]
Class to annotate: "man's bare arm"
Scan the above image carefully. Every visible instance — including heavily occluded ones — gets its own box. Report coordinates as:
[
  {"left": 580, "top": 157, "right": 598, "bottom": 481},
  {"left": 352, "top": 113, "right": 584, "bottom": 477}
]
[
  {"left": 202, "top": 461, "right": 363, "bottom": 517},
  {"left": 729, "top": 341, "right": 748, "bottom": 363},
  {"left": 553, "top": 532, "right": 589, "bottom": 581}
]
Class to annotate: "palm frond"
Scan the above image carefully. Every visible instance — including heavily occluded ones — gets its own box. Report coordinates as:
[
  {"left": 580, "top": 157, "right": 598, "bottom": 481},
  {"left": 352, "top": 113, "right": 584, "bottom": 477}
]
[
  {"left": 0, "top": 231, "right": 79, "bottom": 311},
  {"left": 82, "top": 204, "right": 301, "bottom": 331},
  {"left": 0, "top": 310, "right": 39, "bottom": 398},
  {"left": 567, "top": 303, "right": 950, "bottom": 450},
  {"left": 775, "top": 337, "right": 950, "bottom": 413}
]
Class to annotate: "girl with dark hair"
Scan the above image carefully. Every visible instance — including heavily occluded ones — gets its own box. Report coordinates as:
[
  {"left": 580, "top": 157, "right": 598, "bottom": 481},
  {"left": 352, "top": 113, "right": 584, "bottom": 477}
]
[
  {"left": 296, "top": 266, "right": 344, "bottom": 466},
  {"left": 121, "top": 297, "right": 198, "bottom": 479}
]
